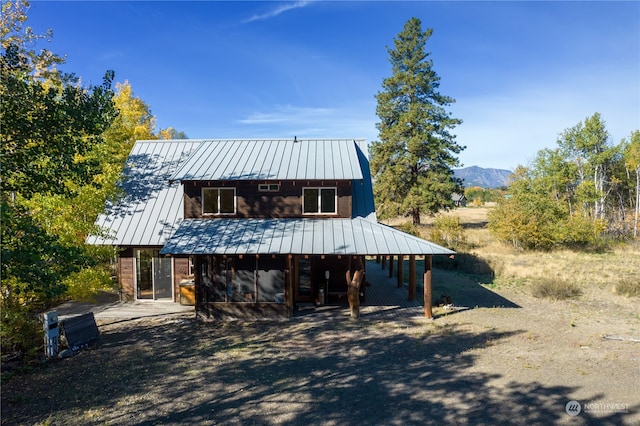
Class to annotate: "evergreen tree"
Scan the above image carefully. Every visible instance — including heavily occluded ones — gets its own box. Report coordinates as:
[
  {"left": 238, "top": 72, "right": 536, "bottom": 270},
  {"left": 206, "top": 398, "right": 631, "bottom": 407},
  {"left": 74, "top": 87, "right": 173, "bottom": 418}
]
[{"left": 370, "top": 17, "right": 464, "bottom": 225}]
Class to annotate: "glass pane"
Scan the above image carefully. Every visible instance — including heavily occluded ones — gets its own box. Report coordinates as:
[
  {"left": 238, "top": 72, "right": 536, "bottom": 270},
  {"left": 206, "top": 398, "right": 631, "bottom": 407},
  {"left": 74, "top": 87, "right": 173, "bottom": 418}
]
[
  {"left": 153, "top": 256, "right": 173, "bottom": 300},
  {"left": 320, "top": 188, "right": 336, "bottom": 213},
  {"left": 136, "top": 249, "right": 153, "bottom": 299},
  {"left": 303, "top": 188, "right": 318, "bottom": 213},
  {"left": 203, "top": 189, "right": 218, "bottom": 214},
  {"left": 298, "top": 259, "right": 311, "bottom": 296},
  {"left": 219, "top": 188, "right": 235, "bottom": 213}
]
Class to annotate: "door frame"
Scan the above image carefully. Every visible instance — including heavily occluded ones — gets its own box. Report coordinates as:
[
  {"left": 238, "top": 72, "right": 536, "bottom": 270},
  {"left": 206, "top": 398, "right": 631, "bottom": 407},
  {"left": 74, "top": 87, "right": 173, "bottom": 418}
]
[{"left": 134, "top": 248, "right": 175, "bottom": 301}]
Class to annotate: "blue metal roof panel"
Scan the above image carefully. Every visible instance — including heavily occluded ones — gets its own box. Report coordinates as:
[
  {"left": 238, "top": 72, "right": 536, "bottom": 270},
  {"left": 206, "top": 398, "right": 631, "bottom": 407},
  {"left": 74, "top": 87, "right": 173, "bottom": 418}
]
[
  {"left": 86, "top": 140, "right": 201, "bottom": 246},
  {"left": 170, "top": 139, "right": 365, "bottom": 182},
  {"left": 160, "top": 218, "right": 454, "bottom": 256}
]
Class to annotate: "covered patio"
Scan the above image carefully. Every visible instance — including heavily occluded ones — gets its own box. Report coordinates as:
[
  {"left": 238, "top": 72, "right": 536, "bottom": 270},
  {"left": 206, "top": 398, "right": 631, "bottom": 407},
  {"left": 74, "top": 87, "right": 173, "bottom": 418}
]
[
  {"left": 295, "top": 257, "right": 427, "bottom": 321},
  {"left": 160, "top": 218, "right": 454, "bottom": 320}
]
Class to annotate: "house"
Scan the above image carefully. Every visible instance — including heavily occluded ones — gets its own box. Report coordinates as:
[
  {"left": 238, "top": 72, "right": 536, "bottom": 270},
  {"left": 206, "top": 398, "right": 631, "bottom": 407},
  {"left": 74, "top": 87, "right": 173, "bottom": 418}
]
[
  {"left": 452, "top": 193, "right": 467, "bottom": 207},
  {"left": 87, "top": 139, "right": 454, "bottom": 319}
]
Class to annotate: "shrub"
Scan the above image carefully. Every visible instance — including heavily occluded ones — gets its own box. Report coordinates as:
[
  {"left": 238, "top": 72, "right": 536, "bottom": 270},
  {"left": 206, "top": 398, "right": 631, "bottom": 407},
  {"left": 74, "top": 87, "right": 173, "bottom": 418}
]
[
  {"left": 531, "top": 278, "right": 583, "bottom": 300},
  {"left": 431, "top": 215, "right": 466, "bottom": 250},
  {"left": 612, "top": 280, "right": 640, "bottom": 297},
  {"left": 394, "top": 222, "right": 421, "bottom": 237},
  {"left": 1, "top": 297, "right": 42, "bottom": 362},
  {"left": 433, "top": 252, "right": 494, "bottom": 276},
  {"left": 64, "top": 266, "right": 115, "bottom": 302}
]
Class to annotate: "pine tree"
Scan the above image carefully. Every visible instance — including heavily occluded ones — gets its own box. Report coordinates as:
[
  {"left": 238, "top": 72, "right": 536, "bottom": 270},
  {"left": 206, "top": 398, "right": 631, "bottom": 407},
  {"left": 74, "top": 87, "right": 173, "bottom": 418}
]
[{"left": 370, "top": 17, "right": 464, "bottom": 225}]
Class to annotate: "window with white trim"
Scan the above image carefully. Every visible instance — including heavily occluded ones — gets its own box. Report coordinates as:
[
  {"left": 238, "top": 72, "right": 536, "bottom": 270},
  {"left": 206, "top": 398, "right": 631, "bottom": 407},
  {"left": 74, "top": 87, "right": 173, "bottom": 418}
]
[
  {"left": 303, "top": 187, "right": 336, "bottom": 214},
  {"left": 202, "top": 187, "right": 236, "bottom": 215}
]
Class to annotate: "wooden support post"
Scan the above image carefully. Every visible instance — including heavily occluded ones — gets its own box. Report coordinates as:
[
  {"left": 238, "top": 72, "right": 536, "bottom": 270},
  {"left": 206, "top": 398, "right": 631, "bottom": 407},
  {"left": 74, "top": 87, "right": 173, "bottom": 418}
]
[
  {"left": 388, "top": 255, "right": 394, "bottom": 278},
  {"left": 375, "top": 255, "right": 380, "bottom": 264},
  {"left": 286, "top": 256, "right": 295, "bottom": 317},
  {"left": 408, "top": 255, "right": 416, "bottom": 301},
  {"left": 381, "top": 255, "right": 387, "bottom": 270},
  {"left": 397, "top": 255, "right": 404, "bottom": 288},
  {"left": 424, "top": 255, "right": 433, "bottom": 319}
]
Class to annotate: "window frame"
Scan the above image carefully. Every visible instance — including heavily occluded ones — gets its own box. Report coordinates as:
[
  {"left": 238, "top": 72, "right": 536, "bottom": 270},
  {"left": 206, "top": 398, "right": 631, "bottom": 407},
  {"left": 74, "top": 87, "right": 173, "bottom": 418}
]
[
  {"left": 258, "top": 183, "right": 280, "bottom": 192},
  {"left": 302, "top": 186, "right": 337, "bottom": 215},
  {"left": 202, "top": 187, "right": 236, "bottom": 215}
]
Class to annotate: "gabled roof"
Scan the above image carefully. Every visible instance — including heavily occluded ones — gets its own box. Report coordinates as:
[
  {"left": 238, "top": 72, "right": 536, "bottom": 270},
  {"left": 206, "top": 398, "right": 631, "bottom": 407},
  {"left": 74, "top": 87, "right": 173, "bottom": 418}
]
[
  {"left": 160, "top": 218, "right": 454, "bottom": 256},
  {"left": 86, "top": 140, "right": 201, "bottom": 246},
  {"left": 169, "top": 139, "right": 365, "bottom": 182},
  {"left": 87, "top": 138, "right": 455, "bottom": 255}
]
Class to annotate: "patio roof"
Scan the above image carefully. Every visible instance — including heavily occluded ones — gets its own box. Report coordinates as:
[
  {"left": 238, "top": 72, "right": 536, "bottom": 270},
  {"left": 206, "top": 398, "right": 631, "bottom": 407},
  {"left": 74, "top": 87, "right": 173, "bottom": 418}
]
[{"left": 159, "top": 218, "right": 454, "bottom": 256}]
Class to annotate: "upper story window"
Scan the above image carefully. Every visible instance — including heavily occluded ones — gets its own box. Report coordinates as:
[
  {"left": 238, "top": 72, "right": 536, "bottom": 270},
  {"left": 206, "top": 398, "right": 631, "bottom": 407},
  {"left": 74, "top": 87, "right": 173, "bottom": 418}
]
[
  {"left": 303, "top": 187, "right": 336, "bottom": 214},
  {"left": 202, "top": 188, "right": 236, "bottom": 215},
  {"left": 258, "top": 183, "right": 280, "bottom": 192}
]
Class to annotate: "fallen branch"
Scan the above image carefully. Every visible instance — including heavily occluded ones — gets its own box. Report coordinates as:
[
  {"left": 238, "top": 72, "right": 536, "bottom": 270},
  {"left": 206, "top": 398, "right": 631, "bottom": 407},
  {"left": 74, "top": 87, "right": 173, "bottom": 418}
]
[{"left": 602, "top": 335, "right": 640, "bottom": 343}]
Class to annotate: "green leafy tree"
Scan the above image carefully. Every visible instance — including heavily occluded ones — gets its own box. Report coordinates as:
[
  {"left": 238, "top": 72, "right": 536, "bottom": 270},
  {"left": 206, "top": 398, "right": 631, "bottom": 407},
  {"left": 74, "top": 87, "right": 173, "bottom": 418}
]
[
  {"left": 557, "top": 113, "right": 618, "bottom": 221},
  {"left": 370, "top": 17, "right": 464, "bottom": 225},
  {"left": 1, "top": 1, "right": 117, "bottom": 358},
  {"left": 624, "top": 130, "right": 640, "bottom": 238}
]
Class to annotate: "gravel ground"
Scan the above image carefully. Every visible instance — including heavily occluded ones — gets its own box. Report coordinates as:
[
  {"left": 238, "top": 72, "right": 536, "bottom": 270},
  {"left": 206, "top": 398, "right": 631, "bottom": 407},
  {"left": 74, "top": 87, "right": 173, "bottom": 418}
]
[{"left": 2, "top": 273, "right": 639, "bottom": 426}]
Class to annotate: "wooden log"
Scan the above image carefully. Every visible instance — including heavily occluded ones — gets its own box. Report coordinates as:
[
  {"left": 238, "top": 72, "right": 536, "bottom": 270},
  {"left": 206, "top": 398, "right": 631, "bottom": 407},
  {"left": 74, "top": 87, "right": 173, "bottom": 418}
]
[
  {"left": 424, "top": 255, "right": 433, "bottom": 319},
  {"left": 408, "top": 255, "right": 416, "bottom": 301},
  {"left": 397, "top": 255, "right": 404, "bottom": 288},
  {"left": 346, "top": 268, "right": 364, "bottom": 319}
]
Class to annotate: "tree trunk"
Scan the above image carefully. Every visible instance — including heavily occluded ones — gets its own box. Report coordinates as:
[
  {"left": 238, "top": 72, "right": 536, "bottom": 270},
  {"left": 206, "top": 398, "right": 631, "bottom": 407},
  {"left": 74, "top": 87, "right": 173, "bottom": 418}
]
[
  {"left": 346, "top": 269, "right": 364, "bottom": 319},
  {"left": 412, "top": 208, "right": 421, "bottom": 225}
]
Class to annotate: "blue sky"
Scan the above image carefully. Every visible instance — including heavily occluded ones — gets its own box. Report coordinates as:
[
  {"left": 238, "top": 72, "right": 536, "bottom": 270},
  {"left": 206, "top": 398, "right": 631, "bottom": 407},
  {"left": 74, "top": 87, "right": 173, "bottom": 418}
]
[{"left": 26, "top": 1, "right": 640, "bottom": 170}]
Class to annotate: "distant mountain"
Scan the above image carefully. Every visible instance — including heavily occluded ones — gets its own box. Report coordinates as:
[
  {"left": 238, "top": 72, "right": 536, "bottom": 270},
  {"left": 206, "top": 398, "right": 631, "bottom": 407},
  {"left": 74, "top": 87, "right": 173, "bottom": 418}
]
[{"left": 454, "top": 166, "right": 513, "bottom": 188}]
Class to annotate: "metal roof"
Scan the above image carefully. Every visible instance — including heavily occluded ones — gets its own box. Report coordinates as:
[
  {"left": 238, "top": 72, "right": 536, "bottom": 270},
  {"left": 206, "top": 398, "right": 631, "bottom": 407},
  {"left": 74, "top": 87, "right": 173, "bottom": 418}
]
[
  {"left": 351, "top": 141, "right": 376, "bottom": 221},
  {"left": 86, "top": 140, "right": 201, "bottom": 246},
  {"left": 169, "top": 139, "right": 365, "bottom": 182},
  {"left": 159, "top": 218, "right": 454, "bottom": 256}
]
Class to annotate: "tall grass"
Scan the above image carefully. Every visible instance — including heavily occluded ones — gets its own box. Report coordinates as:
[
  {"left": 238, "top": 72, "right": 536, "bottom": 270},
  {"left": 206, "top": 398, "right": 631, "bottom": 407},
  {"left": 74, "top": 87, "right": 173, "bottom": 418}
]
[{"left": 402, "top": 206, "right": 640, "bottom": 298}]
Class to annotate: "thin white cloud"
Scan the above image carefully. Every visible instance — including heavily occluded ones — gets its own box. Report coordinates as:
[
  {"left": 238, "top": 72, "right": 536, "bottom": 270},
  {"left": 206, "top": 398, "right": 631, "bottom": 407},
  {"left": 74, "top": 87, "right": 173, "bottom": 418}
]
[
  {"left": 237, "top": 104, "right": 377, "bottom": 140},
  {"left": 243, "top": 1, "right": 314, "bottom": 24},
  {"left": 239, "top": 105, "right": 334, "bottom": 124}
]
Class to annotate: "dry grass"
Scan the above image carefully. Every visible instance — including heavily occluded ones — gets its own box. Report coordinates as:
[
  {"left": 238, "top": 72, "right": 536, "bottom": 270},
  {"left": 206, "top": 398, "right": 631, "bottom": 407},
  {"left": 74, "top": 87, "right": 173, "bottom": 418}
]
[
  {"left": 386, "top": 205, "right": 640, "bottom": 299},
  {"left": 530, "top": 277, "right": 583, "bottom": 300}
]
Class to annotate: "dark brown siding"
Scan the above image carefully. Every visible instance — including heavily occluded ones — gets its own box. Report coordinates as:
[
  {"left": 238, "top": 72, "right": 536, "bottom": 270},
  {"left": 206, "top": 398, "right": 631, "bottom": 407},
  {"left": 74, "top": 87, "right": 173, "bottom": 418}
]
[
  {"left": 173, "top": 256, "right": 192, "bottom": 303},
  {"left": 118, "top": 255, "right": 135, "bottom": 301},
  {"left": 183, "top": 180, "right": 352, "bottom": 219}
]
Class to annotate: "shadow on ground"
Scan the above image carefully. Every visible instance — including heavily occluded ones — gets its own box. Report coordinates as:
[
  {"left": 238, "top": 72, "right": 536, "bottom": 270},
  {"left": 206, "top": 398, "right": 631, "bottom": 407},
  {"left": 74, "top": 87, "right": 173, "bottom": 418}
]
[{"left": 2, "top": 318, "right": 632, "bottom": 425}]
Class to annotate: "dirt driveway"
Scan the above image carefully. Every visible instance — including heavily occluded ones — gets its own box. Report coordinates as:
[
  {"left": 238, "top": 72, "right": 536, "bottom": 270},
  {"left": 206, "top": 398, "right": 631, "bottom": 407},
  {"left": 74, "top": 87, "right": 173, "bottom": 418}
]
[{"left": 2, "top": 267, "right": 639, "bottom": 425}]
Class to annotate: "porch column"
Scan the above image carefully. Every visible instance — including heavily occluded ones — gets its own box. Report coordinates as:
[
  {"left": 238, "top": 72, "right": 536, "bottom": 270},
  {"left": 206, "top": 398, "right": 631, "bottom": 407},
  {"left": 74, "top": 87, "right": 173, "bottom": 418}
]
[
  {"left": 424, "top": 255, "right": 433, "bottom": 319},
  {"left": 408, "top": 255, "right": 416, "bottom": 301},
  {"left": 397, "top": 255, "right": 403, "bottom": 288},
  {"left": 286, "top": 255, "right": 295, "bottom": 317},
  {"left": 381, "top": 255, "right": 387, "bottom": 270},
  {"left": 388, "top": 255, "right": 394, "bottom": 278}
]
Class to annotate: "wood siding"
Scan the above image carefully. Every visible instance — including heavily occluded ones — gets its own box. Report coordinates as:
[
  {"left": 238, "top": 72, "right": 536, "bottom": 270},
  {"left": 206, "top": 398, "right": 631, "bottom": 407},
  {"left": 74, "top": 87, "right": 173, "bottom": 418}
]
[
  {"left": 118, "top": 249, "right": 135, "bottom": 301},
  {"left": 183, "top": 180, "right": 353, "bottom": 219},
  {"left": 173, "top": 256, "right": 192, "bottom": 303}
]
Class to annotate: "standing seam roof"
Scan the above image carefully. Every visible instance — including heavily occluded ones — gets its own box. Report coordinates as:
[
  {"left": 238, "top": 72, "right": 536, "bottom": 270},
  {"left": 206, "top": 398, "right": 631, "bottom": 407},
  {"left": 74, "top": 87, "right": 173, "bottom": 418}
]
[
  {"left": 86, "top": 140, "right": 201, "bottom": 246},
  {"left": 169, "top": 139, "right": 365, "bottom": 182},
  {"left": 160, "top": 218, "right": 454, "bottom": 256}
]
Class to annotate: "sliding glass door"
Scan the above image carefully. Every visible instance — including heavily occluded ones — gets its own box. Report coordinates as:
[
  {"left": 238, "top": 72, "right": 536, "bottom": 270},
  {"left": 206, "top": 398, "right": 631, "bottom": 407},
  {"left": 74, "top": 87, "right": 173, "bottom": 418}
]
[{"left": 136, "top": 249, "right": 173, "bottom": 300}]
